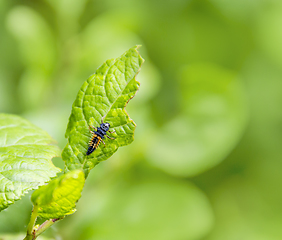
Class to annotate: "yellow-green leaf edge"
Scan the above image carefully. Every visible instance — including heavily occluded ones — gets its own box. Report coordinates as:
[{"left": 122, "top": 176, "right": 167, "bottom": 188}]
[{"left": 31, "top": 169, "right": 85, "bottom": 219}]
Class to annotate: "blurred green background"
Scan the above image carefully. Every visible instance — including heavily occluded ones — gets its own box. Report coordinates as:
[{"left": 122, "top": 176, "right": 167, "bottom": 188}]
[{"left": 1, "top": 0, "right": 282, "bottom": 239}]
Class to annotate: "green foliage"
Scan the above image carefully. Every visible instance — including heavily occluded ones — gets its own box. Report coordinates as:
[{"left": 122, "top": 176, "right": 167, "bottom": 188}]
[
  {"left": 0, "top": 233, "right": 52, "bottom": 240},
  {"left": 0, "top": 114, "right": 61, "bottom": 212},
  {"left": 69, "top": 175, "right": 213, "bottom": 240},
  {"left": 0, "top": 45, "right": 144, "bottom": 239},
  {"left": 62, "top": 46, "right": 144, "bottom": 176},
  {"left": 6, "top": 6, "right": 56, "bottom": 110},
  {"left": 147, "top": 63, "right": 248, "bottom": 177},
  {"left": 3, "top": 0, "right": 282, "bottom": 239},
  {"left": 31, "top": 169, "right": 85, "bottom": 219}
]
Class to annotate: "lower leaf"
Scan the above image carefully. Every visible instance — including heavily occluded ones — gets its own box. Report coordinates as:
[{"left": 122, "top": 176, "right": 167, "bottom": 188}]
[{"left": 31, "top": 169, "right": 85, "bottom": 219}]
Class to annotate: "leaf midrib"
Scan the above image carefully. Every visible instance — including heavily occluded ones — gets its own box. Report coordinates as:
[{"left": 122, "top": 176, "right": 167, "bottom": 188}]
[{"left": 81, "top": 63, "right": 138, "bottom": 170}]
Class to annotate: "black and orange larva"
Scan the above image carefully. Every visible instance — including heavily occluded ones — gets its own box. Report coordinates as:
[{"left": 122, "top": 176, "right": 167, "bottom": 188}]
[{"left": 86, "top": 119, "right": 115, "bottom": 155}]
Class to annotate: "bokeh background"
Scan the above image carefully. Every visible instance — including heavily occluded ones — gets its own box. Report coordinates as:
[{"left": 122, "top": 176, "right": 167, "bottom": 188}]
[{"left": 1, "top": 0, "right": 282, "bottom": 239}]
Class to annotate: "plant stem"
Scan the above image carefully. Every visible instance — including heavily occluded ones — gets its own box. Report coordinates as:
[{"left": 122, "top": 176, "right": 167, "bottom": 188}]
[
  {"left": 35, "top": 218, "right": 61, "bottom": 238},
  {"left": 24, "top": 205, "right": 38, "bottom": 240}
]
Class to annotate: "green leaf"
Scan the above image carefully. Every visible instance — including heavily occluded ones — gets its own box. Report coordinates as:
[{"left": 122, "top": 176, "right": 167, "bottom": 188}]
[
  {"left": 31, "top": 169, "right": 85, "bottom": 219},
  {"left": 0, "top": 114, "right": 61, "bottom": 212},
  {"left": 62, "top": 46, "right": 144, "bottom": 176}
]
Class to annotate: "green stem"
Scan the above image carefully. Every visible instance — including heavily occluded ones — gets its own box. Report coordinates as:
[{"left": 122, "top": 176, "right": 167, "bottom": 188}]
[
  {"left": 24, "top": 205, "right": 38, "bottom": 240},
  {"left": 35, "top": 218, "right": 61, "bottom": 238}
]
